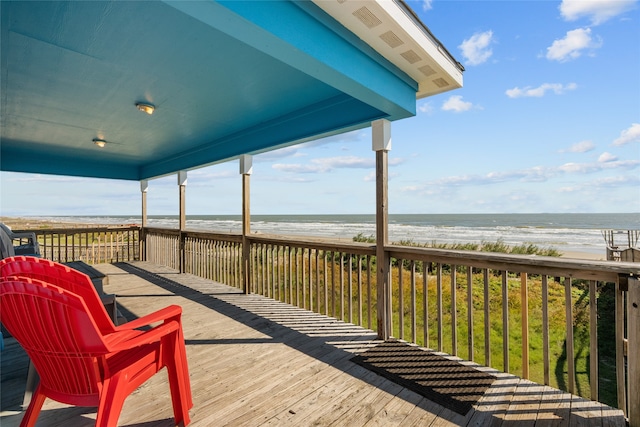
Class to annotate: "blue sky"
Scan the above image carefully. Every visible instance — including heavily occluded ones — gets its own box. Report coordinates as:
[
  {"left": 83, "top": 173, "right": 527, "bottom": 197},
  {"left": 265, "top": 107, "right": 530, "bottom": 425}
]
[{"left": 1, "top": 0, "right": 639, "bottom": 217}]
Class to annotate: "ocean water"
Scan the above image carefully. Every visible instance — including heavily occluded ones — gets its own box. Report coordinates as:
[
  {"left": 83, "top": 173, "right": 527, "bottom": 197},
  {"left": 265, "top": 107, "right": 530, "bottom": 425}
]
[{"left": 30, "top": 213, "right": 640, "bottom": 255}]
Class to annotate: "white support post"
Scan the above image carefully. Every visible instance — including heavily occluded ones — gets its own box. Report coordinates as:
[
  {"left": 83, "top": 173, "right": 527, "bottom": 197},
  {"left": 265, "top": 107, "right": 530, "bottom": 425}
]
[
  {"left": 240, "top": 155, "right": 253, "bottom": 294},
  {"left": 178, "top": 171, "right": 187, "bottom": 273},
  {"left": 178, "top": 171, "right": 187, "bottom": 231},
  {"left": 372, "top": 119, "right": 391, "bottom": 340}
]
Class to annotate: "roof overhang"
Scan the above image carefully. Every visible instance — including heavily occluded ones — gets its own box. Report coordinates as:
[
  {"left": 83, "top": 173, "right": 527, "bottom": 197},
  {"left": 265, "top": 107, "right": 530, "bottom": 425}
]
[{"left": 0, "top": 0, "right": 463, "bottom": 181}]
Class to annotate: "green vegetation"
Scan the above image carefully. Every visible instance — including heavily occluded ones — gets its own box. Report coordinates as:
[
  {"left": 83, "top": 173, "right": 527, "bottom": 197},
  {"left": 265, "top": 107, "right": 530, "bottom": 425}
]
[{"left": 354, "top": 233, "right": 561, "bottom": 257}]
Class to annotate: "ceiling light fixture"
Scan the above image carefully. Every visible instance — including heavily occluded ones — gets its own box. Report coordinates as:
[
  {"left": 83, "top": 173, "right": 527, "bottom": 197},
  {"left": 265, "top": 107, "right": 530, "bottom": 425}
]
[
  {"left": 135, "top": 102, "right": 155, "bottom": 115},
  {"left": 93, "top": 138, "right": 107, "bottom": 148}
]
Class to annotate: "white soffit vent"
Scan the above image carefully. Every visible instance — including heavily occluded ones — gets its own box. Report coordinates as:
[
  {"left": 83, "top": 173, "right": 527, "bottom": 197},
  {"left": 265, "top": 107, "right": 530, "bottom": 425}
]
[
  {"left": 419, "top": 64, "right": 437, "bottom": 77},
  {"left": 380, "top": 30, "right": 404, "bottom": 48},
  {"left": 353, "top": 6, "right": 383, "bottom": 28},
  {"left": 400, "top": 49, "right": 422, "bottom": 64},
  {"left": 312, "top": 0, "right": 463, "bottom": 99}
]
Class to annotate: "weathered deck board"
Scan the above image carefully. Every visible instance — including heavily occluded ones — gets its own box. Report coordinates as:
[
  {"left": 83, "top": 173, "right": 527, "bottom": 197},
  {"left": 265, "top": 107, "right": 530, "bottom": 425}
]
[{"left": 0, "top": 261, "right": 628, "bottom": 427}]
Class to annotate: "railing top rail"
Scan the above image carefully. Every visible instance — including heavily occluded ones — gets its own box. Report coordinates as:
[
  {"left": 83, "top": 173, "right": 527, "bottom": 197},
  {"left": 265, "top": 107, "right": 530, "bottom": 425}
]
[
  {"left": 144, "top": 227, "right": 181, "bottom": 236},
  {"left": 248, "top": 233, "right": 376, "bottom": 255},
  {"left": 387, "top": 244, "right": 640, "bottom": 282},
  {"left": 183, "top": 230, "right": 243, "bottom": 243},
  {"left": 17, "top": 225, "right": 141, "bottom": 234}
]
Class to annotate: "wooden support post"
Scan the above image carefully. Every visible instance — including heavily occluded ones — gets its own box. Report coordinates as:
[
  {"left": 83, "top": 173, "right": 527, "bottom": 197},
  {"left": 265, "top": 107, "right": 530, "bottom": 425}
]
[
  {"left": 616, "top": 275, "right": 626, "bottom": 414},
  {"left": 240, "top": 155, "right": 252, "bottom": 295},
  {"left": 140, "top": 180, "right": 148, "bottom": 261},
  {"left": 373, "top": 119, "right": 391, "bottom": 340},
  {"left": 178, "top": 171, "right": 187, "bottom": 273},
  {"left": 628, "top": 276, "right": 639, "bottom": 427}
]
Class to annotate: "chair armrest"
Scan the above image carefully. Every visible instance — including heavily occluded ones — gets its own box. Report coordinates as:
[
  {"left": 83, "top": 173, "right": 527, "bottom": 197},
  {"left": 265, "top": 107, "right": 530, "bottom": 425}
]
[
  {"left": 108, "top": 319, "right": 181, "bottom": 351},
  {"left": 114, "top": 304, "right": 182, "bottom": 331}
]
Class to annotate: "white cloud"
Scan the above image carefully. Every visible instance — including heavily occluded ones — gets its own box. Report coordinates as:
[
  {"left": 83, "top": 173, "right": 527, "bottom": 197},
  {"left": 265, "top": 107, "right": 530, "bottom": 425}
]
[
  {"left": 592, "top": 174, "right": 640, "bottom": 187},
  {"left": 559, "top": 0, "right": 637, "bottom": 25},
  {"left": 418, "top": 102, "right": 434, "bottom": 114},
  {"left": 506, "top": 82, "right": 577, "bottom": 98},
  {"left": 364, "top": 171, "right": 376, "bottom": 182},
  {"left": 560, "top": 140, "right": 596, "bottom": 153},
  {"left": 442, "top": 95, "right": 474, "bottom": 113},
  {"left": 420, "top": 0, "right": 433, "bottom": 11},
  {"left": 271, "top": 158, "right": 363, "bottom": 174},
  {"left": 613, "top": 123, "right": 640, "bottom": 146},
  {"left": 272, "top": 155, "right": 404, "bottom": 174},
  {"left": 189, "top": 169, "right": 235, "bottom": 180},
  {"left": 459, "top": 30, "right": 494, "bottom": 66},
  {"left": 403, "top": 158, "right": 640, "bottom": 192},
  {"left": 598, "top": 152, "right": 618, "bottom": 162},
  {"left": 546, "top": 28, "right": 602, "bottom": 62}
]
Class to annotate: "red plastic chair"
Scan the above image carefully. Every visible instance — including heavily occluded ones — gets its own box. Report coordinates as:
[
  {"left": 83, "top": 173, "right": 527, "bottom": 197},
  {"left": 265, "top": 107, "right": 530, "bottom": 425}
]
[
  {"left": 0, "top": 276, "right": 193, "bottom": 427},
  {"left": 0, "top": 256, "right": 117, "bottom": 333}
]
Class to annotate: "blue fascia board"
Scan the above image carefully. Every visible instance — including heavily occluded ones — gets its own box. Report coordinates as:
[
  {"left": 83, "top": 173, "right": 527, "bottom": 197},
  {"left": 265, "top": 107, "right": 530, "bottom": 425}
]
[
  {"left": 0, "top": 146, "right": 140, "bottom": 181},
  {"left": 163, "top": 0, "right": 417, "bottom": 119},
  {"left": 140, "top": 95, "right": 385, "bottom": 179}
]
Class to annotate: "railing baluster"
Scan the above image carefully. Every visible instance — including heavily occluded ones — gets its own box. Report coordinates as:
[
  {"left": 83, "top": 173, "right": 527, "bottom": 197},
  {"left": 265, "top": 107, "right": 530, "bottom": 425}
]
[
  {"left": 451, "top": 264, "right": 457, "bottom": 356},
  {"left": 340, "top": 253, "right": 345, "bottom": 321},
  {"left": 437, "top": 263, "right": 443, "bottom": 352},
  {"left": 521, "top": 272, "right": 529, "bottom": 379},
  {"left": 589, "top": 279, "right": 598, "bottom": 402},
  {"left": 564, "top": 276, "right": 576, "bottom": 394},
  {"left": 423, "top": 261, "right": 429, "bottom": 349},
  {"left": 347, "top": 254, "right": 353, "bottom": 324},
  {"left": 542, "top": 274, "right": 550, "bottom": 385},
  {"left": 484, "top": 269, "right": 491, "bottom": 367},
  {"left": 398, "top": 258, "right": 404, "bottom": 340},
  {"left": 616, "top": 276, "right": 626, "bottom": 416},
  {"left": 324, "top": 251, "right": 329, "bottom": 317},
  {"left": 358, "top": 255, "right": 363, "bottom": 327},
  {"left": 411, "top": 260, "right": 416, "bottom": 344},
  {"left": 467, "top": 266, "right": 473, "bottom": 362},
  {"left": 502, "top": 270, "right": 509, "bottom": 372},
  {"left": 367, "top": 255, "right": 372, "bottom": 330},
  {"left": 314, "top": 250, "right": 320, "bottom": 313},
  {"left": 331, "top": 251, "right": 336, "bottom": 318}
]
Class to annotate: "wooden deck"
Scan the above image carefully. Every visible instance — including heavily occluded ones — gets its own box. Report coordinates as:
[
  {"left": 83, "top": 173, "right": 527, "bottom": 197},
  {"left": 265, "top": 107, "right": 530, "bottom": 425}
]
[{"left": 1, "top": 261, "right": 627, "bottom": 427}]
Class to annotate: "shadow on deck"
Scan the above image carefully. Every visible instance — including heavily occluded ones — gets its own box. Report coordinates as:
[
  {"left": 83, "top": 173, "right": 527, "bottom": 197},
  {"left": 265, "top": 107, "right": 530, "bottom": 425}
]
[{"left": 1, "top": 261, "right": 627, "bottom": 426}]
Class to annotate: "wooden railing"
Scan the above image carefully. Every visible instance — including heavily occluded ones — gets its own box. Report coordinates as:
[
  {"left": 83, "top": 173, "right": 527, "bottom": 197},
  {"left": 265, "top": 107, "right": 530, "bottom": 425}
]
[
  {"left": 21, "top": 225, "right": 638, "bottom": 423},
  {"left": 16, "top": 226, "right": 140, "bottom": 264},
  {"left": 141, "top": 227, "right": 639, "bottom": 423}
]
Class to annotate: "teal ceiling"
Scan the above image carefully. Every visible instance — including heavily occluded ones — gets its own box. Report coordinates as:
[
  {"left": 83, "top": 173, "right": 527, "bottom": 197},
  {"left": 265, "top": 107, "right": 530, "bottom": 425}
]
[{"left": 1, "top": 1, "right": 422, "bottom": 181}]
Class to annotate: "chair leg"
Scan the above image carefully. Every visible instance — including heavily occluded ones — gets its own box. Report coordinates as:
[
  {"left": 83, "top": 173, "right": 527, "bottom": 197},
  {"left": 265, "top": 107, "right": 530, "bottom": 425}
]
[
  {"left": 96, "top": 377, "right": 127, "bottom": 427},
  {"left": 177, "top": 327, "right": 193, "bottom": 409},
  {"left": 22, "top": 361, "right": 39, "bottom": 409},
  {"left": 165, "top": 333, "right": 192, "bottom": 426},
  {"left": 20, "top": 385, "right": 46, "bottom": 427}
]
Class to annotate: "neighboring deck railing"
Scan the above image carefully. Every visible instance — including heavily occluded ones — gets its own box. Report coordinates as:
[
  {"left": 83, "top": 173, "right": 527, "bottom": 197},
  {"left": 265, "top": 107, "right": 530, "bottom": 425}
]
[
  {"left": 20, "top": 225, "right": 639, "bottom": 424},
  {"left": 16, "top": 226, "right": 141, "bottom": 264}
]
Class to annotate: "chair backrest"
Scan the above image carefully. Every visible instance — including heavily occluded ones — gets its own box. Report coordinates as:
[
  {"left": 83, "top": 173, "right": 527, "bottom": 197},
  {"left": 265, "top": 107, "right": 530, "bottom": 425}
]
[
  {"left": 0, "top": 277, "right": 109, "bottom": 401},
  {"left": 0, "top": 223, "right": 40, "bottom": 257},
  {"left": 0, "top": 224, "right": 15, "bottom": 259},
  {"left": 0, "top": 256, "right": 116, "bottom": 334}
]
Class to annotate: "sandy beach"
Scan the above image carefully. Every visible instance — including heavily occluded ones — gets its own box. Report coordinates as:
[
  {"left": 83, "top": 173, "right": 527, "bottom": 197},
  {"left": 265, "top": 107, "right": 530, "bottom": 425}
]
[{"left": 1, "top": 216, "right": 609, "bottom": 261}]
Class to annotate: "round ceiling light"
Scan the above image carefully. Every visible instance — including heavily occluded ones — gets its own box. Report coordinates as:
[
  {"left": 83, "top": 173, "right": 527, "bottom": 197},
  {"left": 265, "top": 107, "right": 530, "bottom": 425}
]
[
  {"left": 93, "top": 138, "right": 107, "bottom": 148},
  {"left": 136, "top": 102, "right": 155, "bottom": 115}
]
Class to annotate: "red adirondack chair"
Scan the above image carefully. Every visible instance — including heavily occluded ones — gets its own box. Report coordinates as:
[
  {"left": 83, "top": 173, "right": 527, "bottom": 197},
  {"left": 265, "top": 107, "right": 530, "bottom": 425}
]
[
  {"left": 0, "top": 276, "right": 193, "bottom": 427},
  {"left": 0, "top": 256, "right": 118, "bottom": 332}
]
